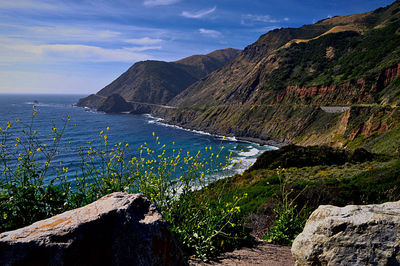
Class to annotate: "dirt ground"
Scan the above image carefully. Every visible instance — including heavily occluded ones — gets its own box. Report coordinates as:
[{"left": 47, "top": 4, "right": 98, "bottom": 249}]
[{"left": 189, "top": 242, "right": 294, "bottom": 266}]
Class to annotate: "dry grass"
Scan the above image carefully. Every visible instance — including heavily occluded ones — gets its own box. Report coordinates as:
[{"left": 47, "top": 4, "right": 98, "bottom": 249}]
[{"left": 280, "top": 25, "right": 363, "bottom": 50}]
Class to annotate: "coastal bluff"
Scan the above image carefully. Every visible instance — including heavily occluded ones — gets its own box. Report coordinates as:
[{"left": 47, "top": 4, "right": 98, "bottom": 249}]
[{"left": 0, "top": 192, "right": 186, "bottom": 266}]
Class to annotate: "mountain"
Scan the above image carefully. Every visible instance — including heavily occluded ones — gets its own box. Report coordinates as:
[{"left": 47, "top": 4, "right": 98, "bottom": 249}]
[
  {"left": 154, "top": 0, "right": 400, "bottom": 152},
  {"left": 76, "top": 48, "right": 240, "bottom": 110}
]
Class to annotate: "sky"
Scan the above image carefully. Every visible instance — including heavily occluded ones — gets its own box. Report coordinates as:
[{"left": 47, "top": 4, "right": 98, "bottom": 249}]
[{"left": 0, "top": 0, "right": 395, "bottom": 95}]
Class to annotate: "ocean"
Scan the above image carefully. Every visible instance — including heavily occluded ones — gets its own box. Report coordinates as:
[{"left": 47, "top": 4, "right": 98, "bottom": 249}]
[{"left": 0, "top": 94, "right": 275, "bottom": 183}]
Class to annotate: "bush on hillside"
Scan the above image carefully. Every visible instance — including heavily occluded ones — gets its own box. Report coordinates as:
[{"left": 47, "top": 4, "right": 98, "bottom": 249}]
[{"left": 249, "top": 144, "right": 374, "bottom": 171}]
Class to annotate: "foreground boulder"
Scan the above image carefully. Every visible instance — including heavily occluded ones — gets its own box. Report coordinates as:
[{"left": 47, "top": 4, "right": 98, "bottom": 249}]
[
  {"left": 0, "top": 192, "right": 186, "bottom": 266},
  {"left": 292, "top": 201, "right": 400, "bottom": 265}
]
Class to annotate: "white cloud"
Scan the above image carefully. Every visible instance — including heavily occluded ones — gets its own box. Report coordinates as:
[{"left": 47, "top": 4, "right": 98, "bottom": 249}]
[
  {"left": 199, "top": 28, "right": 221, "bottom": 38},
  {"left": 0, "top": 70, "right": 113, "bottom": 94},
  {"left": 124, "top": 37, "right": 163, "bottom": 45},
  {"left": 124, "top": 46, "right": 162, "bottom": 51},
  {"left": 0, "top": 23, "right": 171, "bottom": 45},
  {"left": 0, "top": 38, "right": 150, "bottom": 63},
  {"left": 143, "top": 0, "right": 180, "bottom": 7},
  {"left": 38, "top": 44, "right": 150, "bottom": 62},
  {"left": 284, "top": 17, "right": 289, "bottom": 21},
  {"left": 0, "top": 0, "right": 56, "bottom": 10},
  {"left": 241, "top": 14, "right": 279, "bottom": 25},
  {"left": 182, "top": 6, "right": 216, "bottom": 19},
  {"left": 11, "top": 25, "right": 121, "bottom": 42},
  {"left": 0, "top": 38, "right": 42, "bottom": 63}
]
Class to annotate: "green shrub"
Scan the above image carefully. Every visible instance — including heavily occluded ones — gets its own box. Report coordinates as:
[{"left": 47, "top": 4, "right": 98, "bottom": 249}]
[
  {"left": 249, "top": 144, "right": 374, "bottom": 171},
  {"left": 263, "top": 168, "right": 309, "bottom": 245},
  {"left": 263, "top": 205, "right": 307, "bottom": 245},
  {"left": 0, "top": 108, "right": 247, "bottom": 261},
  {"left": 0, "top": 108, "right": 72, "bottom": 230},
  {"left": 169, "top": 190, "right": 248, "bottom": 261}
]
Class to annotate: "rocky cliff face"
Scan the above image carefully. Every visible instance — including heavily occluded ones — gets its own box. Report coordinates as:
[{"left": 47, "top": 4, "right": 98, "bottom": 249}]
[{"left": 274, "top": 64, "right": 400, "bottom": 105}]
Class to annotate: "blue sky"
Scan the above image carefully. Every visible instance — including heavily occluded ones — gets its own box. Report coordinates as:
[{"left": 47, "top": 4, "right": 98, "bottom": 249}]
[{"left": 0, "top": 0, "right": 395, "bottom": 95}]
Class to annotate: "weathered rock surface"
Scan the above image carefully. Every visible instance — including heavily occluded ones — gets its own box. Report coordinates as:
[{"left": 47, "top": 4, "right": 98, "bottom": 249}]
[
  {"left": 0, "top": 192, "right": 186, "bottom": 266},
  {"left": 292, "top": 201, "right": 400, "bottom": 265}
]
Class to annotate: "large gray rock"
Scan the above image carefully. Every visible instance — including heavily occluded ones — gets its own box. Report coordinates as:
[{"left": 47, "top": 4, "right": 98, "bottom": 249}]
[
  {"left": 0, "top": 192, "right": 186, "bottom": 266},
  {"left": 292, "top": 201, "right": 400, "bottom": 265}
]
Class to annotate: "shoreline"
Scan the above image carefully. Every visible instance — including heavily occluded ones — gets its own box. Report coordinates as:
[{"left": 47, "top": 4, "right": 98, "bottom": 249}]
[
  {"left": 235, "top": 136, "right": 288, "bottom": 148},
  {"left": 143, "top": 113, "right": 287, "bottom": 149},
  {"left": 74, "top": 103, "right": 288, "bottom": 150}
]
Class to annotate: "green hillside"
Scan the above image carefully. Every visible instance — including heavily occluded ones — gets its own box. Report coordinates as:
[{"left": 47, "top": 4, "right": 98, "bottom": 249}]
[{"left": 158, "top": 1, "right": 400, "bottom": 153}]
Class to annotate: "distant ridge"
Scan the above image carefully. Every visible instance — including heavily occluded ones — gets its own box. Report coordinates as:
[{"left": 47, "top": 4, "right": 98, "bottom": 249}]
[{"left": 77, "top": 48, "right": 240, "bottom": 109}]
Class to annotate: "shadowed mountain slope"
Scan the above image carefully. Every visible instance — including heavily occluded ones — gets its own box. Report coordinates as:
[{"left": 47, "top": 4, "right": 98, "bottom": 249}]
[{"left": 77, "top": 48, "right": 240, "bottom": 108}]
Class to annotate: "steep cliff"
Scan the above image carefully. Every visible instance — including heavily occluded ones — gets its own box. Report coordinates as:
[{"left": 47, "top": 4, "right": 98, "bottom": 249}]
[{"left": 156, "top": 0, "right": 400, "bottom": 152}]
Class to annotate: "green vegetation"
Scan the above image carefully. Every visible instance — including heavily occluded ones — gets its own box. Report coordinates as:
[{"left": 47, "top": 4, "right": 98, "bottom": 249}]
[
  {"left": 249, "top": 144, "right": 375, "bottom": 171},
  {"left": 0, "top": 110, "right": 247, "bottom": 261},
  {"left": 263, "top": 167, "right": 309, "bottom": 245},
  {"left": 196, "top": 145, "right": 399, "bottom": 245},
  {"left": 1, "top": 109, "right": 400, "bottom": 261},
  {"left": 266, "top": 19, "right": 400, "bottom": 102},
  {"left": 2, "top": 3, "right": 400, "bottom": 263},
  {"left": 267, "top": 31, "right": 361, "bottom": 91}
]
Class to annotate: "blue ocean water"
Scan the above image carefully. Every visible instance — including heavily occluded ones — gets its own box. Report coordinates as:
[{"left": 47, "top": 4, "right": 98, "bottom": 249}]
[{"left": 0, "top": 94, "right": 275, "bottom": 182}]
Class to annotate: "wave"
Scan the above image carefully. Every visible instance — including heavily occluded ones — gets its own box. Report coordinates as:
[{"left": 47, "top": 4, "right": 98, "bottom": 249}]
[
  {"left": 74, "top": 106, "right": 105, "bottom": 114},
  {"left": 236, "top": 157, "right": 257, "bottom": 172},
  {"left": 144, "top": 114, "right": 240, "bottom": 141},
  {"left": 24, "top": 102, "right": 72, "bottom": 108},
  {"left": 234, "top": 147, "right": 265, "bottom": 173},
  {"left": 144, "top": 114, "right": 164, "bottom": 124},
  {"left": 238, "top": 147, "right": 260, "bottom": 157},
  {"left": 143, "top": 114, "right": 277, "bottom": 177}
]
